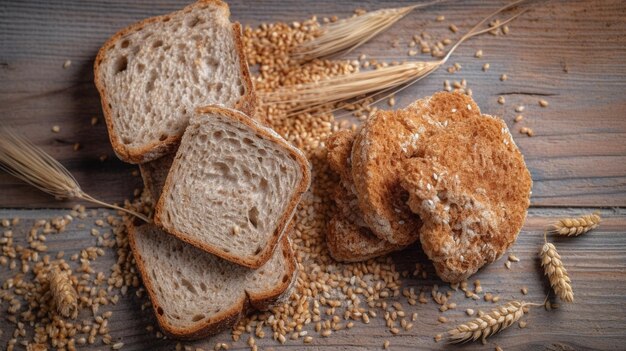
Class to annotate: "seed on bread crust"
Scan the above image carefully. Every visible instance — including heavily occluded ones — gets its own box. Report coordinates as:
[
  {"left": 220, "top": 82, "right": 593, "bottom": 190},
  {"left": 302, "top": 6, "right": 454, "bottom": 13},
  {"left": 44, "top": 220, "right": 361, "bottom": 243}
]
[{"left": 399, "top": 92, "right": 532, "bottom": 283}]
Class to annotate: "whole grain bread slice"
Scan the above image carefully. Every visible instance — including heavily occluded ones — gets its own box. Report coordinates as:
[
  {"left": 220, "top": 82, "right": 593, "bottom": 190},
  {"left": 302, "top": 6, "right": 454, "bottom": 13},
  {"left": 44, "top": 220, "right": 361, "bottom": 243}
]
[
  {"left": 350, "top": 103, "right": 424, "bottom": 246},
  {"left": 129, "top": 222, "right": 297, "bottom": 339},
  {"left": 325, "top": 130, "right": 402, "bottom": 262},
  {"left": 94, "top": 0, "right": 257, "bottom": 164},
  {"left": 154, "top": 105, "right": 311, "bottom": 268}
]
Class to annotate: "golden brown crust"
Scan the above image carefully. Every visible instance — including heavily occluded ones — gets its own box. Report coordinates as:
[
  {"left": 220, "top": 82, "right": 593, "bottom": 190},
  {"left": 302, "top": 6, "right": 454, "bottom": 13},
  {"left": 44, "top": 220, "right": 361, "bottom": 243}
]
[
  {"left": 246, "top": 228, "right": 297, "bottom": 311},
  {"left": 326, "top": 130, "right": 354, "bottom": 182},
  {"left": 93, "top": 0, "right": 257, "bottom": 164},
  {"left": 350, "top": 107, "right": 422, "bottom": 246},
  {"left": 326, "top": 185, "right": 402, "bottom": 262},
  {"left": 153, "top": 105, "right": 311, "bottom": 269},
  {"left": 325, "top": 130, "right": 403, "bottom": 262},
  {"left": 128, "top": 222, "right": 297, "bottom": 340},
  {"left": 399, "top": 92, "right": 532, "bottom": 283}
]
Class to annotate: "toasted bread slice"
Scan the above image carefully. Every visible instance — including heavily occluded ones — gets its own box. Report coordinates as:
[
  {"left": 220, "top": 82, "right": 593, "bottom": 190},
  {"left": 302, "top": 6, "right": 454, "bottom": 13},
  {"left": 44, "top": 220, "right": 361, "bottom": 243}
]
[
  {"left": 325, "top": 130, "right": 402, "bottom": 262},
  {"left": 154, "top": 106, "right": 311, "bottom": 268},
  {"left": 350, "top": 107, "right": 423, "bottom": 246},
  {"left": 94, "top": 0, "right": 257, "bottom": 163},
  {"left": 399, "top": 92, "right": 532, "bottom": 283},
  {"left": 129, "top": 222, "right": 296, "bottom": 339},
  {"left": 327, "top": 184, "right": 402, "bottom": 262}
]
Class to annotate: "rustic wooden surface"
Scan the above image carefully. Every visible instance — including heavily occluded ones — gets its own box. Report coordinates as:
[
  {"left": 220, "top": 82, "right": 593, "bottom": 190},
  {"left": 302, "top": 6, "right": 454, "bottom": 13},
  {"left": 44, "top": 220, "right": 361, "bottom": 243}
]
[
  {"left": 1, "top": 208, "right": 625, "bottom": 351},
  {"left": 1, "top": 0, "right": 625, "bottom": 350}
]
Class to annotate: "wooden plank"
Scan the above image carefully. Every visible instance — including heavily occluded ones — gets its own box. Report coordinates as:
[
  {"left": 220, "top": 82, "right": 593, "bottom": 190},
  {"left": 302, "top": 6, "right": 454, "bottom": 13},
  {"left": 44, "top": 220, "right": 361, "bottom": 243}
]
[
  {"left": 1, "top": 0, "right": 626, "bottom": 207},
  {"left": 0, "top": 207, "right": 624, "bottom": 350}
]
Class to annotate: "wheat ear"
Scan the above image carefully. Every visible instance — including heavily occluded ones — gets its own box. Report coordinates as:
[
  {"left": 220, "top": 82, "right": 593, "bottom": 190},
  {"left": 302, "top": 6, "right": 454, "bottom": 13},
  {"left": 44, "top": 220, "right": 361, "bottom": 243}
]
[
  {"left": 49, "top": 267, "right": 78, "bottom": 319},
  {"left": 292, "top": 1, "right": 443, "bottom": 61},
  {"left": 0, "top": 126, "right": 149, "bottom": 222},
  {"left": 550, "top": 212, "right": 601, "bottom": 236},
  {"left": 540, "top": 232, "right": 574, "bottom": 302},
  {"left": 263, "top": 0, "right": 527, "bottom": 116},
  {"left": 447, "top": 300, "right": 541, "bottom": 344}
]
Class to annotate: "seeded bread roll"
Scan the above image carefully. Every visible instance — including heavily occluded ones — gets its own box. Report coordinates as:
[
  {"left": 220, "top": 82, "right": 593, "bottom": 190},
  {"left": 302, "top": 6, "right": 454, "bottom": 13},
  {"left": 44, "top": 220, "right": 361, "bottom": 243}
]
[
  {"left": 325, "top": 130, "right": 403, "bottom": 262},
  {"left": 350, "top": 106, "right": 423, "bottom": 246},
  {"left": 94, "top": 0, "right": 257, "bottom": 163},
  {"left": 129, "top": 222, "right": 296, "bottom": 339},
  {"left": 399, "top": 92, "right": 532, "bottom": 283},
  {"left": 154, "top": 105, "right": 311, "bottom": 269}
]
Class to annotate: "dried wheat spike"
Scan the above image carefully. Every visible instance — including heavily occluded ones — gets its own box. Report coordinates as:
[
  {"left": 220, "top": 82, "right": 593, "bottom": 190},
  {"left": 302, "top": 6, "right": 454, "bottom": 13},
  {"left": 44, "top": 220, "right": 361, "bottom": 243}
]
[
  {"left": 540, "top": 242, "right": 574, "bottom": 302},
  {"left": 49, "top": 268, "right": 78, "bottom": 318},
  {"left": 551, "top": 212, "right": 601, "bottom": 236},
  {"left": 447, "top": 301, "right": 532, "bottom": 344}
]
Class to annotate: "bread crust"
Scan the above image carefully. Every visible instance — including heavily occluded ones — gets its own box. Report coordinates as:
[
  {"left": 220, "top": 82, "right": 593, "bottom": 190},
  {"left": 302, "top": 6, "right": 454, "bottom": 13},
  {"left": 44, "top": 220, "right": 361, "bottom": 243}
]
[
  {"left": 93, "top": 0, "right": 258, "bottom": 164},
  {"left": 153, "top": 105, "right": 311, "bottom": 269},
  {"left": 350, "top": 107, "right": 423, "bottom": 246},
  {"left": 128, "top": 221, "right": 297, "bottom": 340},
  {"left": 325, "top": 130, "right": 402, "bottom": 262},
  {"left": 327, "top": 186, "right": 402, "bottom": 262},
  {"left": 399, "top": 92, "right": 532, "bottom": 283}
]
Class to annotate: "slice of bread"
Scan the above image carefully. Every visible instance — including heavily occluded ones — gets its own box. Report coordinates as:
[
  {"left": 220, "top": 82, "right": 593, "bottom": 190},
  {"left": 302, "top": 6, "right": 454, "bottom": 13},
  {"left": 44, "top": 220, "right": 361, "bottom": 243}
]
[
  {"left": 94, "top": 0, "right": 257, "bottom": 164},
  {"left": 327, "top": 185, "right": 402, "bottom": 262},
  {"left": 154, "top": 105, "right": 311, "bottom": 268},
  {"left": 325, "top": 130, "right": 402, "bottom": 261},
  {"left": 129, "top": 222, "right": 297, "bottom": 339},
  {"left": 399, "top": 92, "right": 532, "bottom": 283},
  {"left": 350, "top": 107, "right": 423, "bottom": 246}
]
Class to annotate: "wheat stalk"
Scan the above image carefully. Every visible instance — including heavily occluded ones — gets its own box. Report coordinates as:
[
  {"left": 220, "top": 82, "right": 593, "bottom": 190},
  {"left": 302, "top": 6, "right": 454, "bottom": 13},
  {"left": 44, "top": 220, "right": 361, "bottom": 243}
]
[
  {"left": 292, "top": 2, "right": 443, "bottom": 61},
  {"left": 263, "top": 0, "right": 527, "bottom": 116},
  {"left": 447, "top": 300, "right": 541, "bottom": 344},
  {"left": 550, "top": 212, "right": 601, "bottom": 236},
  {"left": 540, "top": 234, "right": 574, "bottom": 302},
  {"left": 0, "top": 126, "right": 149, "bottom": 222},
  {"left": 49, "top": 267, "right": 78, "bottom": 319}
]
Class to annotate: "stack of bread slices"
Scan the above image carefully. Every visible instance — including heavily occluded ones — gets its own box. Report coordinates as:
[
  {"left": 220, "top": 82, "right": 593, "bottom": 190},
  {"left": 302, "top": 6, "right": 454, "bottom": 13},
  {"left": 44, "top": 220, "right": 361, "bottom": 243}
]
[
  {"left": 326, "top": 92, "right": 533, "bottom": 284},
  {"left": 94, "top": 0, "right": 310, "bottom": 339}
]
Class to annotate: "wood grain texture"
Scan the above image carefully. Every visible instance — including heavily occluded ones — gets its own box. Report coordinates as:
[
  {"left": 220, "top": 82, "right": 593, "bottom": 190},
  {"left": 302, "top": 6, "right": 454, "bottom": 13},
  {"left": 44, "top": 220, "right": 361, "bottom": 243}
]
[
  {"left": 1, "top": 1, "right": 626, "bottom": 349},
  {"left": 1, "top": 208, "right": 625, "bottom": 350},
  {"left": 0, "top": 0, "right": 625, "bottom": 207}
]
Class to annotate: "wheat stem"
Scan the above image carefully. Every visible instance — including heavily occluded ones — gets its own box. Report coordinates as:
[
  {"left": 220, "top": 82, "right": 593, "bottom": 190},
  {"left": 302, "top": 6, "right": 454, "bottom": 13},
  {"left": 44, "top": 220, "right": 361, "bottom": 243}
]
[
  {"left": 550, "top": 212, "right": 601, "bottom": 236},
  {"left": 292, "top": 1, "right": 444, "bottom": 61},
  {"left": 447, "top": 300, "right": 541, "bottom": 344},
  {"left": 540, "top": 238, "right": 574, "bottom": 302},
  {"left": 262, "top": 0, "right": 528, "bottom": 116},
  {"left": 0, "top": 126, "right": 149, "bottom": 222}
]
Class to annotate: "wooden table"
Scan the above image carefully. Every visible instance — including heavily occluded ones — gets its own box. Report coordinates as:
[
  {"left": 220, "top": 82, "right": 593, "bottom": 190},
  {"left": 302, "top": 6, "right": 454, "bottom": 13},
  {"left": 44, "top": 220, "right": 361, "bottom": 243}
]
[{"left": 1, "top": 0, "right": 625, "bottom": 350}]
